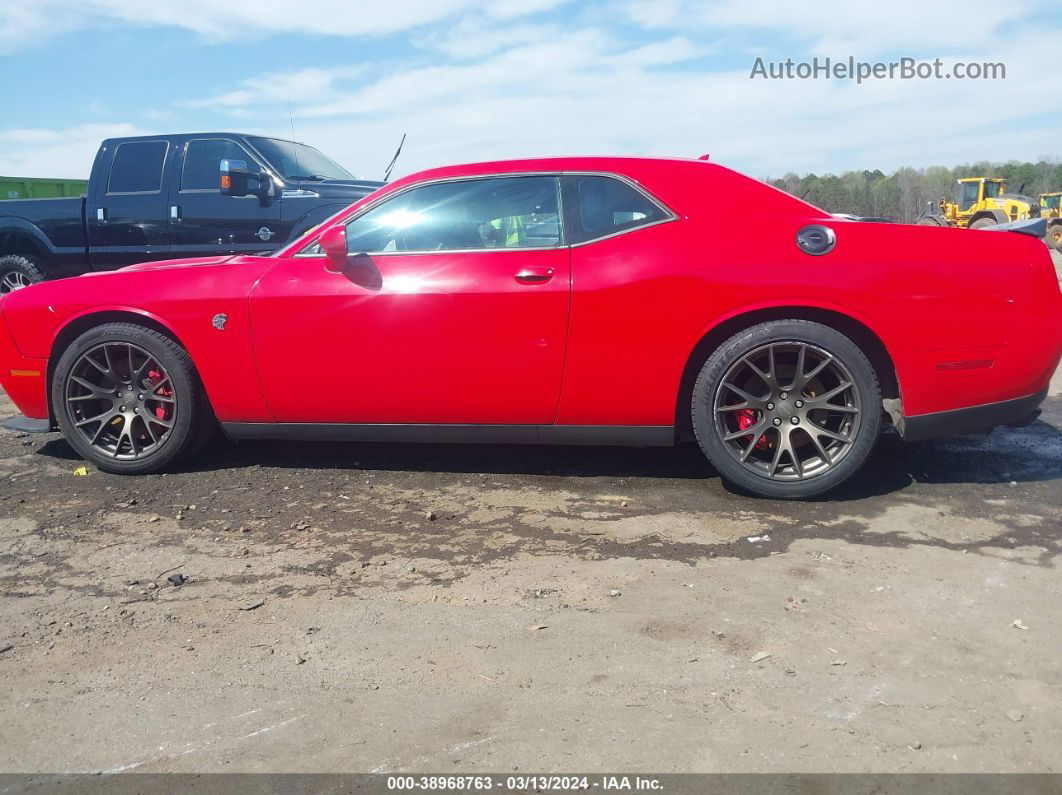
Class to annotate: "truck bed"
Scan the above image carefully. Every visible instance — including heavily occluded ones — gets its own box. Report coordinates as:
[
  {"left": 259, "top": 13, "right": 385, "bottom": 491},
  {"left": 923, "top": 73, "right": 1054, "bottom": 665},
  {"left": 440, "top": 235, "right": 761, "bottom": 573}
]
[{"left": 0, "top": 196, "right": 88, "bottom": 274}]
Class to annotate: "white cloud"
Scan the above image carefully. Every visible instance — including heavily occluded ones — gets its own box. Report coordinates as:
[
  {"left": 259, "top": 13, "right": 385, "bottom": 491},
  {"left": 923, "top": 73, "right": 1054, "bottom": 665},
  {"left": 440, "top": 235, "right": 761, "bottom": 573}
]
[
  {"left": 0, "top": 3, "right": 83, "bottom": 52},
  {"left": 0, "top": 1, "right": 1058, "bottom": 185},
  {"left": 0, "top": 0, "right": 570, "bottom": 49},
  {"left": 415, "top": 18, "right": 564, "bottom": 60},
  {"left": 182, "top": 66, "right": 369, "bottom": 110},
  {"left": 229, "top": 25, "right": 1062, "bottom": 181},
  {"left": 0, "top": 123, "right": 149, "bottom": 177},
  {"left": 621, "top": 0, "right": 1049, "bottom": 56}
]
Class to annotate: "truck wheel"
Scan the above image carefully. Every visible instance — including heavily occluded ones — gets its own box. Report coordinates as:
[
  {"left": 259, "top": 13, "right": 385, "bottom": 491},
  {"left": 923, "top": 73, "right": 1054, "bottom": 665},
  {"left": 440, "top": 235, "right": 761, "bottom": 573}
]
[
  {"left": 1047, "top": 223, "right": 1062, "bottom": 251},
  {"left": 691, "top": 320, "right": 882, "bottom": 500},
  {"left": 0, "top": 254, "right": 44, "bottom": 293},
  {"left": 52, "top": 323, "right": 214, "bottom": 475},
  {"left": 969, "top": 218, "right": 996, "bottom": 230}
]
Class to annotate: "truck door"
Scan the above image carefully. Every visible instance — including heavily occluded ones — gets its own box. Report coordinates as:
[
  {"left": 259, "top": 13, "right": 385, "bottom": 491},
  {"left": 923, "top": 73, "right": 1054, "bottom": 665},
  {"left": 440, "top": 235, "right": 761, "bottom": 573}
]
[
  {"left": 169, "top": 137, "right": 283, "bottom": 257},
  {"left": 87, "top": 139, "right": 173, "bottom": 269}
]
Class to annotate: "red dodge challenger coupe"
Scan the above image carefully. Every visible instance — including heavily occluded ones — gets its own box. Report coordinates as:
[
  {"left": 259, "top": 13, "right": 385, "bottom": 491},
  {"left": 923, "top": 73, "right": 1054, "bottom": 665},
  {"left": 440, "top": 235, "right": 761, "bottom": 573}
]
[{"left": 1, "top": 157, "right": 1059, "bottom": 498}]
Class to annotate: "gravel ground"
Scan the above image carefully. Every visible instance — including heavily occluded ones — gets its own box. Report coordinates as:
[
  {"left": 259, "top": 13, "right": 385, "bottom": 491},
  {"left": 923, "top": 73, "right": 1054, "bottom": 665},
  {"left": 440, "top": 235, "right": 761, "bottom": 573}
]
[{"left": 0, "top": 254, "right": 1059, "bottom": 774}]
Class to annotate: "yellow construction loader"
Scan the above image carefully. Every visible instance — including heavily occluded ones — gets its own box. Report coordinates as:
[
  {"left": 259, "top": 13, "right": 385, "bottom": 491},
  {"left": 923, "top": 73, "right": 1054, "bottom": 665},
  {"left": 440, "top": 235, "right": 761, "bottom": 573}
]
[
  {"left": 918, "top": 177, "right": 1039, "bottom": 230},
  {"left": 1040, "top": 192, "right": 1061, "bottom": 250}
]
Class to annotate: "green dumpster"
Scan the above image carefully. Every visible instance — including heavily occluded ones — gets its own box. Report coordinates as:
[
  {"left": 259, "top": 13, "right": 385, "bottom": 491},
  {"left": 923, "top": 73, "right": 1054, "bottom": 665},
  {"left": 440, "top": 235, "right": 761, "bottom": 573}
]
[{"left": 0, "top": 176, "right": 88, "bottom": 200}]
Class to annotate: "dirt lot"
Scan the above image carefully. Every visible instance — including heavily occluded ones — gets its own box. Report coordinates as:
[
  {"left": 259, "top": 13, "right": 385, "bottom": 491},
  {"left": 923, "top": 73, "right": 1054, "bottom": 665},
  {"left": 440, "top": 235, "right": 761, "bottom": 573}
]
[{"left": 1, "top": 254, "right": 1060, "bottom": 775}]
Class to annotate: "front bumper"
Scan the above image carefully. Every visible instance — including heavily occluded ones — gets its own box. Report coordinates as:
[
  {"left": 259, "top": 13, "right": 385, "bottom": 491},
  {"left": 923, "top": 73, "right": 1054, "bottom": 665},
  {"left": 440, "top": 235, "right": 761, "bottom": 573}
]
[
  {"left": 0, "top": 313, "right": 49, "bottom": 424},
  {"left": 901, "top": 387, "right": 1048, "bottom": 442}
]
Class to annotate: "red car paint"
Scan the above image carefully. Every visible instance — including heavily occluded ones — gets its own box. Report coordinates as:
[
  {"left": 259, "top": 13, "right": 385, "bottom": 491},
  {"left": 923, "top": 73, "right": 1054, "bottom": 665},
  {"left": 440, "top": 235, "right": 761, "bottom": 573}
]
[{"left": 0, "top": 156, "right": 1058, "bottom": 437}]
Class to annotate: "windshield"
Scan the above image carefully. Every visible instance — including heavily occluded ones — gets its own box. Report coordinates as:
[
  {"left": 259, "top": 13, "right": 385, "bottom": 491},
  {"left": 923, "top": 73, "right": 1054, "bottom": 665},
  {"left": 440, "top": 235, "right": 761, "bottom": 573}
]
[{"left": 246, "top": 136, "right": 354, "bottom": 181}]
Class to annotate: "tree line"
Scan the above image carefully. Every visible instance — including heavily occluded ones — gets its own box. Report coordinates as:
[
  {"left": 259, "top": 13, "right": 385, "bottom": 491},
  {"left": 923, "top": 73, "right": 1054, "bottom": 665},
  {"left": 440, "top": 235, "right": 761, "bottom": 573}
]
[{"left": 767, "top": 159, "right": 1062, "bottom": 223}]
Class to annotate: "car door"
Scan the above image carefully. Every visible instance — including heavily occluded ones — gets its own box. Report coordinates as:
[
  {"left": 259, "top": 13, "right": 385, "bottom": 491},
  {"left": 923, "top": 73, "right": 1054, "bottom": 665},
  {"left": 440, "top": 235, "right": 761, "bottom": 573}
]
[
  {"left": 169, "top": 137, "right": 283, "bottom": 257},
  {"left": 87, "top": 139, "right": 173, "bottom": 269},
  {"left": 250, "top": 174, "right": 571, "bottom": 424}
]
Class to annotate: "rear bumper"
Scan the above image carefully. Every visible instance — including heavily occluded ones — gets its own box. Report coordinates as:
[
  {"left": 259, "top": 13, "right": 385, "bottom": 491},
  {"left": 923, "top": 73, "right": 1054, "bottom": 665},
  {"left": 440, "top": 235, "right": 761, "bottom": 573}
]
[{"left": 901, "top": 387, "right": 1048, "bottom": 442}]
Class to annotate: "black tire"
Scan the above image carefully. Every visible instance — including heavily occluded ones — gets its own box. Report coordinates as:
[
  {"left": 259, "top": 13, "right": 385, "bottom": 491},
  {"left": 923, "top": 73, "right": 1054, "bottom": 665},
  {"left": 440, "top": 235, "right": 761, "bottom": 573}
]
[
  {"left": 692, "top": 320, "right": 882, "bottom": 499},
  {"left": 1046, "top": 222, "right": 1062, "bottom": 251},
  {"left": 969, "top": 217, "right": 996, "bottom": 230},
  {"left": 52, "top": 323, "right": 214, "bottom": 475},
  {"left": 0, "top": 254, "right": 45, "bottom": 293}
]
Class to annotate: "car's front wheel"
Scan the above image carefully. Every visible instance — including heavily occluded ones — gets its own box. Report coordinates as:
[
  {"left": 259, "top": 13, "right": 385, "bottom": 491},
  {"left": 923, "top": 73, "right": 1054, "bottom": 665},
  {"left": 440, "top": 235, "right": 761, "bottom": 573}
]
[
  {"left": 53, "top": 323, "right": 213, "bottom": 474},
  {"left": 692, "top": 320, "right": 882, "bottom": 499}
]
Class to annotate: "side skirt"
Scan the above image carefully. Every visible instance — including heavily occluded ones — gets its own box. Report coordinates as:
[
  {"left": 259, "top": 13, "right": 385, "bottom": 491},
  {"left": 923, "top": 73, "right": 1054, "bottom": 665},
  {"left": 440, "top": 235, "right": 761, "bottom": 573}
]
[{"left": 221, "top": 423, "right": 675, "bottom": 448}]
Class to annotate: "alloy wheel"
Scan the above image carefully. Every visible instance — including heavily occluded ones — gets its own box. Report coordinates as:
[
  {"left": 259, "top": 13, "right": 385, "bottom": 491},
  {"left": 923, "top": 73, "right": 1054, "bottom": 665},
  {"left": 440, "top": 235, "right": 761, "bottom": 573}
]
[
  {"left": 713, "top": 341, "right": 862, "bottom": 481},
  {"left": 0, "top": 270, "right": 30, "bottom": 294},
  {"left": 64, "top": 342, "right": 177, "bottom": 460}
]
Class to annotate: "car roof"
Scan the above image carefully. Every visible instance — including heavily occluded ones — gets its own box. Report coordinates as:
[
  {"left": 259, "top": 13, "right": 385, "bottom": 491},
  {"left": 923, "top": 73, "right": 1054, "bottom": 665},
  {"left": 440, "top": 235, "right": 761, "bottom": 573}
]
[{"left": 391, "top": 155, "right": 711, "bottom": 186}]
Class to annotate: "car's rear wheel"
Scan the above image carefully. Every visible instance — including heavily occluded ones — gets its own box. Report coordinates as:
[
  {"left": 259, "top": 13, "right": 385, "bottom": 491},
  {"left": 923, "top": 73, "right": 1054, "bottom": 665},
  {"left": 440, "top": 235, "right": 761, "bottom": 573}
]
[
  {"left": 52, "top": 323, "right": 213, "bottom": 474},
  {"left": 692, "top": 320, "right": 882, "bottom": 499}
]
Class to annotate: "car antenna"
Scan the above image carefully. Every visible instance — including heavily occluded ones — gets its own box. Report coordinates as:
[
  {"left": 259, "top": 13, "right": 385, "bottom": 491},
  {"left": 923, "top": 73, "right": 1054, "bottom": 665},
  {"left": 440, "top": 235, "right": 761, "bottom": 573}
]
[
  {"left": 287, "top": 97, "right": 300, "bottom": 179},
  {"left": 383, "top": 133, "right": 407, "bottom": 182}
]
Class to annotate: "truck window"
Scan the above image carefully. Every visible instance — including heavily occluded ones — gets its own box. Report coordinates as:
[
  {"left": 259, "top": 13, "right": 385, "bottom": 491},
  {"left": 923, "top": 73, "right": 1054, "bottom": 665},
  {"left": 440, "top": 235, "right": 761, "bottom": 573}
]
[
  {"left": 182, "top": 139, "right": 256, "bottom": 191},
  {"left": 246, "top": 136, "right": 354, "bottom": 181},
  {"left": 107, "top": 141, "right": 168, "bottom": 194}
]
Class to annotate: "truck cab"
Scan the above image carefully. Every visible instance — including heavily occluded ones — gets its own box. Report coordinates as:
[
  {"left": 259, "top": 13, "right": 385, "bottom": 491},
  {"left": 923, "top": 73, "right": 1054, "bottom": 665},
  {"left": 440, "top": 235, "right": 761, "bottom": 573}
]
[{"left": 0, "top": 132, "right": 383, "bottom": 289}]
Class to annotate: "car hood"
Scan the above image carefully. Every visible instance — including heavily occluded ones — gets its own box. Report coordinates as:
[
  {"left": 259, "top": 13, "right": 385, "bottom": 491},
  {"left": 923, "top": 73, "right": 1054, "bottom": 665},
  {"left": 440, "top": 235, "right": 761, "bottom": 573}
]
[{"left": 77, "top": 255, "right": 239, "bottom": 275}]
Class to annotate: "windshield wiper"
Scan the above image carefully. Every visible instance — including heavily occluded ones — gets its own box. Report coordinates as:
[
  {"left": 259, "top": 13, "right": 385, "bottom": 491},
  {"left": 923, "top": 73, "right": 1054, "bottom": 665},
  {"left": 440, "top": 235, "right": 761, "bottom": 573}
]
[{"left": 287, "top": 174, "right": 329, "bottom": 181}]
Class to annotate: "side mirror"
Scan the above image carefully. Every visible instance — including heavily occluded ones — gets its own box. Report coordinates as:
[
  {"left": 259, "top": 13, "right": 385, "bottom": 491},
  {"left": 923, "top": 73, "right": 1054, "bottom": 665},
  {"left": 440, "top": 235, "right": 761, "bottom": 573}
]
[
  {"left": 318, "top": 225, "right": 348, "bottom": 272},
  {"left": 220, "top": 159, "right": 272, "bottom": 204}
]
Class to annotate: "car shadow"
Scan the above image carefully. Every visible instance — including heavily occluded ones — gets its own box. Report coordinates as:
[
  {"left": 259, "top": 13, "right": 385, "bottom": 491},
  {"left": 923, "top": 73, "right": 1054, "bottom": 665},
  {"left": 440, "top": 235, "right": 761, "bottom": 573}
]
[{"left": 33, "top": 417, "right": 1062, "bottom": 501}]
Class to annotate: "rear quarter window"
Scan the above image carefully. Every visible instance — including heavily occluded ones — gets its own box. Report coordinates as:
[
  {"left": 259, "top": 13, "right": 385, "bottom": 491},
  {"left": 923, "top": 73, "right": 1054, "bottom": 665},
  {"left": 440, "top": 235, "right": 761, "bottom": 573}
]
[
  {"left": 563, "top": 175, "right": 671, "bottom": 244},
  {"left": 107, "top": 141, "right": 168, "bottom": 194}
]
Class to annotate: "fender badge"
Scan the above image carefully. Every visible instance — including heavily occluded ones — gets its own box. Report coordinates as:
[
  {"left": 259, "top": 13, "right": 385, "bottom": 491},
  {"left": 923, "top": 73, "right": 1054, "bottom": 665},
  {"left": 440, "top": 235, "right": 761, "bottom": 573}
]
[
  {"left": 212, "top": 313, "right": 228, "bottom": 331},
  {"left": 256, "top": 226, "right": 275, "bottom": 242}
]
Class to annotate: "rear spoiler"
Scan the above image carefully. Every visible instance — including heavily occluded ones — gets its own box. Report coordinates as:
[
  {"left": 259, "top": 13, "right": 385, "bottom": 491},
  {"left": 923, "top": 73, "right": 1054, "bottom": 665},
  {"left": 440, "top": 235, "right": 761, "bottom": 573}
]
[{"left": 984, "top": 217, "right": 1046, "bottom": 238}]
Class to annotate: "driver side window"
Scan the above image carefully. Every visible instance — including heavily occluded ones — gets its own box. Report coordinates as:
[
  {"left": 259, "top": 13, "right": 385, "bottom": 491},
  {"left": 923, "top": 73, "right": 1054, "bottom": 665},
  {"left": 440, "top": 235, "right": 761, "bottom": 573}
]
[{"left": 342, "top": 176, "right": 561, "bottom": 254}]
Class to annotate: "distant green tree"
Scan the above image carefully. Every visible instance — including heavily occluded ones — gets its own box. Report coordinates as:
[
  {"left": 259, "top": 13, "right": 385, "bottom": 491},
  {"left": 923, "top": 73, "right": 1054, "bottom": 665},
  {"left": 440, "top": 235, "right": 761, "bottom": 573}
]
[{"left": 765, "top": 159, "right": 1062, "bottom": 222}]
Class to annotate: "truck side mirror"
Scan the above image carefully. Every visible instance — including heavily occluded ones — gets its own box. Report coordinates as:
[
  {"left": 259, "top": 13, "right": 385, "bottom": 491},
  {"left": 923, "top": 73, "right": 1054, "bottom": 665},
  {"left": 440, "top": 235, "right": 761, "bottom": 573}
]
[
  {"left": 220, "top": 159, "right": 251, "bottom": 196},
  {"left": 220, "top": 159, "right": 272, "bottom": 204}
]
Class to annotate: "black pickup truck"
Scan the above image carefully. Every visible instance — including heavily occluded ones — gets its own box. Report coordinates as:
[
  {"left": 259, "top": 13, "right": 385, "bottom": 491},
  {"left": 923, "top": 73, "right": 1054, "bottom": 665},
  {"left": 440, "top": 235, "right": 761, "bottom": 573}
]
[{"left": 0, "top": 132, "right": 383, "bottom": 291}]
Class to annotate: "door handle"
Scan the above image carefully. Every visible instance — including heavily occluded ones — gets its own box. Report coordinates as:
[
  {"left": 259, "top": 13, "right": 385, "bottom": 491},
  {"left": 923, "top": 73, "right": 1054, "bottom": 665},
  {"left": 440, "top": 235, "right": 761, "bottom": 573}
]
[
  {"left": 170, "top": 205, "right": 181, "bottom": 221},
  {"left": 514, "top": 267, "right": 555, "bottom": 284},
  {"left": 96, "top": 207, "right": 107, "bottom": 223}
]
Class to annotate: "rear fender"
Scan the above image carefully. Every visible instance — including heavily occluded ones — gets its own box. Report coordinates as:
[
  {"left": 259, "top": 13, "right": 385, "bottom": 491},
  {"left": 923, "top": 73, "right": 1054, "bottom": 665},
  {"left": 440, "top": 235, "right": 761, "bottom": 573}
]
[{"left": 0, "top": 218, "right": 55, "bottom": 257}]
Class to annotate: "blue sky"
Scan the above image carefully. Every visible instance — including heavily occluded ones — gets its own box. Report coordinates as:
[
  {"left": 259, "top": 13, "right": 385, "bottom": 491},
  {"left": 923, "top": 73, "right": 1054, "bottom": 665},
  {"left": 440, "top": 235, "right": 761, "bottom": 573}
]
[{"left": 1, "top": 0, "right": 1059, "bottom": 181}]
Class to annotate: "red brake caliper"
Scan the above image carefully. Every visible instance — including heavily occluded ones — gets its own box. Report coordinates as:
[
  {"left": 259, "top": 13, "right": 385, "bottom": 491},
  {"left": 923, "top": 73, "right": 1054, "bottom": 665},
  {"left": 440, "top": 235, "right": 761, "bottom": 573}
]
[
  {"left": 736, "top": 409, "right": 768, "bottom": 450},
  {"left": 147, "top": 369, "right": 172, "bottom": 420}
]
